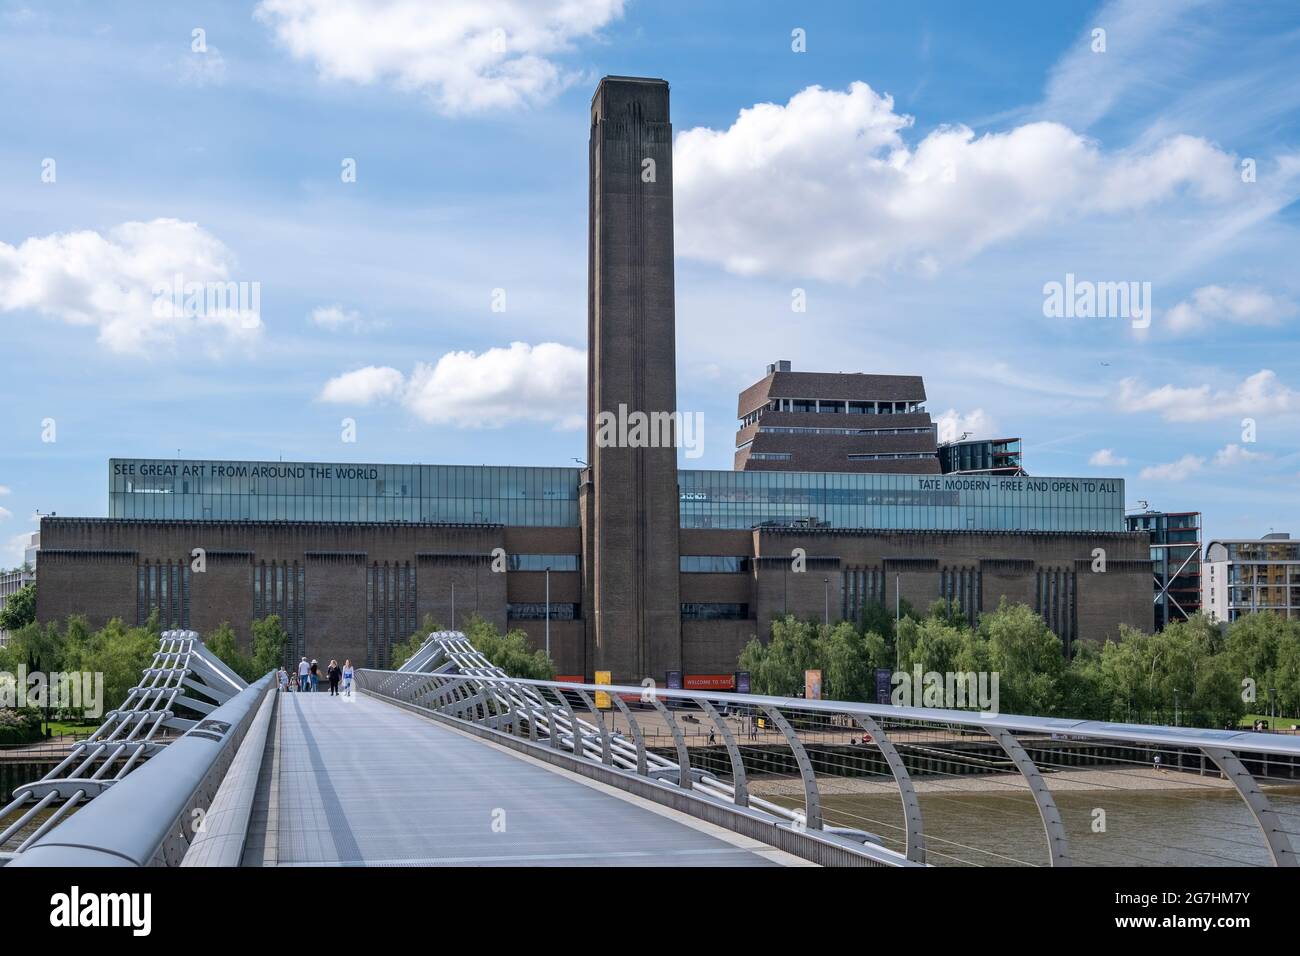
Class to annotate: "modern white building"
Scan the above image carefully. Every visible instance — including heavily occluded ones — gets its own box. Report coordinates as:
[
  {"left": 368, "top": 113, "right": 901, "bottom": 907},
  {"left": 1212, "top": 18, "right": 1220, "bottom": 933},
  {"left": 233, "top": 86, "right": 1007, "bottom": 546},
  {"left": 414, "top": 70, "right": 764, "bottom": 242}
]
[{"left": 1203, "top": 533, "right": 1300, "bottom": 623}]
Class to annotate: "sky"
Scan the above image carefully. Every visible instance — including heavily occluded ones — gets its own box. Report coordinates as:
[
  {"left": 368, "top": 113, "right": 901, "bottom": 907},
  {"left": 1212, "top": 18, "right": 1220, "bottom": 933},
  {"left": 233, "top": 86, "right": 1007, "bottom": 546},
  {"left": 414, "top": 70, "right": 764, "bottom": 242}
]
[{"left": 2, "top": 0, "right": 1299, "bottom": 565}]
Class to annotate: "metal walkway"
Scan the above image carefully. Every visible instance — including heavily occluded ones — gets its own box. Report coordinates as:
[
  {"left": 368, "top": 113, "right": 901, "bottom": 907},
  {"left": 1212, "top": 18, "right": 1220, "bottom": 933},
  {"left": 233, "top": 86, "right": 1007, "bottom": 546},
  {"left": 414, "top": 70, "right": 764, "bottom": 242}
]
[{"left": 265, "top": 692, "right": 787, "bottom": 866}]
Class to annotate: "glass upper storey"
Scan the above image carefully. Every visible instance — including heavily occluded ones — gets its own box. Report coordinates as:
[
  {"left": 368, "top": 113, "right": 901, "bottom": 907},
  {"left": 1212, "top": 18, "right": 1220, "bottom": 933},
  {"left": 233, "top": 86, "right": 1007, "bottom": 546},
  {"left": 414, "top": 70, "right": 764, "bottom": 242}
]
[
  {"left": 678, "top": 470, "right": 1123, "bottom": 532},
  {"left": 109, "top": 458, "right": 1125, "bottom": 532},
  {"left": 110, "top": 459, "right": 582, "bottom": 525}
]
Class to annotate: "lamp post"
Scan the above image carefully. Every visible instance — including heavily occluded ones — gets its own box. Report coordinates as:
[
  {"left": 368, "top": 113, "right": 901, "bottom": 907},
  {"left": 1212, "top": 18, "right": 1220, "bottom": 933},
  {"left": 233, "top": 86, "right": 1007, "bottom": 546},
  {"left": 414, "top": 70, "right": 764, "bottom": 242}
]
[
  {"left": 823, "top": 577, "right": 829, "bottom": 626},
  {"left": 544, "top": 565, "right": 551, "bottom": 660},
  {"left": 451, "top": 582, "right": 455, "bottom": 631},
  {"left": 894, "top": 571, "right": 901, "bottom": 670}
]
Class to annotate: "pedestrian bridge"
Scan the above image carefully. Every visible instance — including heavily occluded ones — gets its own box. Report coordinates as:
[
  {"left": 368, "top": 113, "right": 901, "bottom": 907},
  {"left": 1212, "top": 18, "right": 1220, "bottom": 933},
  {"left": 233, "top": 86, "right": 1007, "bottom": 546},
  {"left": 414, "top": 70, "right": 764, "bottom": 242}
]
[{"left": 3, "top": 631, "right": 1299, "bottom": 868}]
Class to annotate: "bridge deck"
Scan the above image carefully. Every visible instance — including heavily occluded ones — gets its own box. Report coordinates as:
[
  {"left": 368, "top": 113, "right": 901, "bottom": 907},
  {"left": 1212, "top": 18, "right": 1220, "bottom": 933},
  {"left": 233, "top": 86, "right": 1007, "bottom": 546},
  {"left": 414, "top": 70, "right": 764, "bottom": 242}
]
[{"left": 265, "top": 691, "right": 787, "bottom": 866}]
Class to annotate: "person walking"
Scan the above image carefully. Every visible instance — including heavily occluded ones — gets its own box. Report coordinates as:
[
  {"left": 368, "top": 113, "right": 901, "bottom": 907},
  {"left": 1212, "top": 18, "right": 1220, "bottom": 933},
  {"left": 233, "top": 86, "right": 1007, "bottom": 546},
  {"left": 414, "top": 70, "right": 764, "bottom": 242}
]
[
  {"left": 278, "top": 666, "right": 289, "bottom": 693},
  {"left": 297, "top": 657, "right": 310, "bottom": 692},
  {"left": 309, "top": 659, "right": 320, "bottom": 692},
  {"left": 342, "top": 659, "right": 354, "bottom": 697},
  {"left": 327, "top": 659, "right": 341, "bottom": 696}
]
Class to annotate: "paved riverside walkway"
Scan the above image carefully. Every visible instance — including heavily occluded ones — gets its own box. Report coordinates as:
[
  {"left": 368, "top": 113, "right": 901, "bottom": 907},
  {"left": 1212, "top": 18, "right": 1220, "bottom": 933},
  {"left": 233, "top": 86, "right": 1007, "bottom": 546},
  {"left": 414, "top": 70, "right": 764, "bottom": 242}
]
[{"left": 268, "top": 691, "right": 789, "bottom": 866}]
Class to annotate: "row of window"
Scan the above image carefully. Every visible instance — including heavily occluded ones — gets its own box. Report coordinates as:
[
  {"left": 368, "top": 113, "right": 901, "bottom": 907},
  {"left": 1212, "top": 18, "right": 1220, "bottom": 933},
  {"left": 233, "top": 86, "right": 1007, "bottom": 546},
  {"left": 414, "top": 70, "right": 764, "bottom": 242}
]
[
  {"left": 680, "top": 555, "right": 751, "bottom": 573},
  {"left": 846, "top": 453, "right": 934, "bottom": 461},
  {"left": 367, "top": 564, "right": 418, "bottom": 668},
  {"left": 754, "top": 425, "right": 935, "bottom": 437},
  {"left": 507, "top": 602, "right": 580, "bottom": 620},
  {"left": 767, "top": 399, "right": 925, "bottom": 415},
  {"left": 508, "top": 553, "right": 580, "bottom": 572},
  {"left": 681, "top": 602, "right": 751, "bottom": 620},
  {"left": 254, "top": 562, "right": 306, "bottom": 663}
]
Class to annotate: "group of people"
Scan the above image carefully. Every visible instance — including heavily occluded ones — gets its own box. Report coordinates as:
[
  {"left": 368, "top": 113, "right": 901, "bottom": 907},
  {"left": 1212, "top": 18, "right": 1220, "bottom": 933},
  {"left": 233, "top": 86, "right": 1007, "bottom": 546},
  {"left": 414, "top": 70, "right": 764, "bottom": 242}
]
[{"left": 278, "top": 657, "right": 354, "bottom": 697}]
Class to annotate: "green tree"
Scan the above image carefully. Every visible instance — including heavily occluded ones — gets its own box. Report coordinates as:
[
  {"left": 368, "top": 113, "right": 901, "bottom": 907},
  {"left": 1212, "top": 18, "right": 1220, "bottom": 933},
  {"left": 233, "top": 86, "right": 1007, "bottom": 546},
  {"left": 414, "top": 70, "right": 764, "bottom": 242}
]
[
  {"left": 463, "top": 615, "right": 554, "bottom": 679},
  {"left": 0, "top": 582, "right": 36, "bottom": 632},
  {"left": 250, "top": 615, "right": 289, "bottom": 677},
  {"left": 978, "top": 600, "right": 1065, "bottom": 715},
  {"left": 205, "top": 621, "right": 254, "bottom": 681},
  {"left": 389, "top": 614, "right": 440, "bottom": 669},
  {"left": 72, "top": 616, "right": 159, "bottom": 714}
]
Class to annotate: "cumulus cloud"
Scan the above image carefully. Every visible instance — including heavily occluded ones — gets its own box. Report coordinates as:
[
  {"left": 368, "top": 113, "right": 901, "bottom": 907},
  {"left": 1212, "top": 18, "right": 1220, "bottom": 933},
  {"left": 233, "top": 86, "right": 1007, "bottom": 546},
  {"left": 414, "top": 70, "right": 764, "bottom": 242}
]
[
  {"left": 935, "top": 408, "right": 997, "bottom": 444},
  {"left": 1164, "top": 285, "right": 1296, "bottom": 335},
  {"left": 1116, "top": 370, "right": 1296, "bottom": 423},
  {"left": 1089, "top": 449, "right": 1128, "bottom": 467},
  {"left": 1213, "top": 443, "right": 1268, "bottom": 467},
  {"left": 319, "top": 341, "right": 585, "bottom": 428},
  {"left": 0, "top": 506, "right": 11, "bottom": 521},
  {"left": 255, "top": 0, "right": 625, "bottom": 114},
  {"left": 318, "top": 365, "right": 406, "bottom": 404},
  {"left": 0, "top": 218, "right": 260, "bottom": 354},
  {"left": 1139, "top": 454, "right": 1205, "bottom": 482},
  {"left": 673, "top": 82, "right": 1239, "bottom": 281}
]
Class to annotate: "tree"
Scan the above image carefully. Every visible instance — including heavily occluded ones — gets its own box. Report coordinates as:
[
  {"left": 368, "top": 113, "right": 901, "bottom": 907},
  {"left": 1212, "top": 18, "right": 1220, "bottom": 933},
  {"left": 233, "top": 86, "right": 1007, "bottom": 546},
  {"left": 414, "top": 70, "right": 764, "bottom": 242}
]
[
  {"left": 250, "top": 615, "right": 289, "bottom": 676},
  {"left": 205, "top": 622, "right": 254, "bottom": 682},
  {"left": 0, "top": 582, "right": 35, "bottom": 632},
  {"left": 463, "top": 615, "right": 554, "bottom": 679},
  {"left": 978, "top": 600, "right": 1065, "bottom": 716},
  {"left": 389, "top": 614, "right": 440, "bottom": 669}
]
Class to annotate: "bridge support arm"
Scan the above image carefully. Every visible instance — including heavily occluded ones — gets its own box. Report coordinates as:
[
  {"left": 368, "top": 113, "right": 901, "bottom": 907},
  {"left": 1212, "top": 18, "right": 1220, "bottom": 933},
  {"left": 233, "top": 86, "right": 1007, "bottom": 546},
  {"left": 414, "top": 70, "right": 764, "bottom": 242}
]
[
  {"left": 985, "top": 727, "right": 1071, "bottom": 867},
  {"left": 854, "top": 715, "right": 925, "bottom": 864},
  {"left": 1201, "top": 746, "right": 1295, "bottom": 866}
]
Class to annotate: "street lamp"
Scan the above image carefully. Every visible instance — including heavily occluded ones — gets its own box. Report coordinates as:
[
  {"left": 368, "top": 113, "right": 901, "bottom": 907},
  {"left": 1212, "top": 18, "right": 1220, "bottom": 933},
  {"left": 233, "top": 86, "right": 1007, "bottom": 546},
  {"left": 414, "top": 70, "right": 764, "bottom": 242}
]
[
  {"left": 823, "top": 577, "right": 829, "bottom": 626},
  {"left": 451, "top": 582, "right": 456, "bottom": 631},
  {"left": 545, "top": 565, "right": 551, "bottom": 660}
]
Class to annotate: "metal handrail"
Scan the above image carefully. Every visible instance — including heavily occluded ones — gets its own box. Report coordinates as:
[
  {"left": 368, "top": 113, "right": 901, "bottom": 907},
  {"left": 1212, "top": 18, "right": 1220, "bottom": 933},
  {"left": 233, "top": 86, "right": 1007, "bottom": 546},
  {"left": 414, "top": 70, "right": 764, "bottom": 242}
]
[{"left": 368, "top": 630, "right": 1300, "bottom": 868}]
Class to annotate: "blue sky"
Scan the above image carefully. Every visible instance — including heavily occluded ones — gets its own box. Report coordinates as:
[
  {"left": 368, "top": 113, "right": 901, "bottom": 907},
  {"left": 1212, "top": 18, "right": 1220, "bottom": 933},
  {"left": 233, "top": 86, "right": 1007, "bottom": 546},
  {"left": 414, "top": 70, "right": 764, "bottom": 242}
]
[{"left": 2, "top": 0, "right": 1299, "bottom": 564}]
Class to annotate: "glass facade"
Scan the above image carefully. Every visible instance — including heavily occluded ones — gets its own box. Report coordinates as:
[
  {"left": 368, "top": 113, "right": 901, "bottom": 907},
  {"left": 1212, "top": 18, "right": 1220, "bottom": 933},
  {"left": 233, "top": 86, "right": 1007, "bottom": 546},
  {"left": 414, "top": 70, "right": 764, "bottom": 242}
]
[
  {"left": 678, "top": 471, "right": 1123, "bottom": 532},
  {"left": 110, "top": 459, "right": 581, "bottom": 526},
  {"left": 1125, "top": 511, "right": 1201, "bottom": 629},
  {"left": 109, "top": 459, "right": 1124, "bottom": 533}
]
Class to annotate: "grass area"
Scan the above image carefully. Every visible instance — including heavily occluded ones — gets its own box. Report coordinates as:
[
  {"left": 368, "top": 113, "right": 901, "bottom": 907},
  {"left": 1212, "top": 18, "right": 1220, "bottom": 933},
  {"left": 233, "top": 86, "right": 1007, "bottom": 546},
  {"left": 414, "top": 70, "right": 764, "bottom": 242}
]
[
  {"left": 40, "top": 720, "right": 99, "bottom": 738},
  {"left": 1239, "top": 713, "right": 1300, "bottom": 730}
]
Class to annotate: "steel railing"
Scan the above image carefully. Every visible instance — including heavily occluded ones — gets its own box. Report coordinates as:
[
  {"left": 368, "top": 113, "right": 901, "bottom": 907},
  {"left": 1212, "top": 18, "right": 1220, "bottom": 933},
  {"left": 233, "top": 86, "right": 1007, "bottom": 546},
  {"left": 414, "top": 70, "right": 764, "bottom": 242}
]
[{"left": 365, "top": 631, "right": 1300, "bottom": 868}]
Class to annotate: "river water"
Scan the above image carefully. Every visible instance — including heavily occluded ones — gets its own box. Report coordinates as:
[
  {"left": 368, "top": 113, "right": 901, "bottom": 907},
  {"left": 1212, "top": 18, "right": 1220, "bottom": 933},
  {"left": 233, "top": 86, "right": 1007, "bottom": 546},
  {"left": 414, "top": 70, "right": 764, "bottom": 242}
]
[{"left": 769, "top": 784, "right": 1300, "bottom": 866}]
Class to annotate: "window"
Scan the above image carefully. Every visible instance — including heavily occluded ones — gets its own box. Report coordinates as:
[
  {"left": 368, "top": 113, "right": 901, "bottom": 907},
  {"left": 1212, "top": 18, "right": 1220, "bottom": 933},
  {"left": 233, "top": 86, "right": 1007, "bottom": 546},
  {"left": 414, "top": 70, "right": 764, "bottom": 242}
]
[
  {"left": 681, "top": 602, "right": 750, "bottom": 620},
  {"left": 507, "top": 553, "right": 580, "bottom": 572},
  {"left": 680, "top": 555, "right": 751, "bottom": 573},
  {"left": 508, "top": 602, "right": 579, "bottom": 620}
]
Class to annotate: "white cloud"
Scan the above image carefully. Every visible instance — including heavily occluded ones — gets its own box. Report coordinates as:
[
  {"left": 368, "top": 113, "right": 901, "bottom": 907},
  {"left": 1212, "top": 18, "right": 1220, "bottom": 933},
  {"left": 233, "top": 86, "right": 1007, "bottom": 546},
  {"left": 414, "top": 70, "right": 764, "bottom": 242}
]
[
  {"left": 1116, "top": 370, "right": 1296, "bottom": 423},
  {"left": 1139, "top": 454, "right": 1205, "bottom": 482},
  {"left": 1164, "top": 285, "right": 1296, "bottom": 335},
  {"left": 673, "top": 82, "right": 1240, "bottom": 282},
  {"left": 935, "top": 408, "right": 997, "bottom": 444},
  {"left": 0, "top": 506, "right": 11, "bottom": 521},
  {"left": 255, "top": 0, "right": 625, "bottom": 114},
  {"left": 0, "top": 218, "right": 260, "bottom": 354},
  {"left": 310, "top": 304, "right": 364, "bottom": 329},
  {"left": 319, "top": 341, "right": 585, "bottom": 428},
  {"left": 4, "top": 531, "right": 33, "bottom": 567},
  {"left": 1213, "top": 443, "right": 1268, "bottom": 467},
  {"left": 0, "top": 485, "right": 10, "bottom": 495},
  {"left": 318, "top": 365, "right": 406, "bottom": 404},
  {"left": 1089, "top": 449, "right": 1128, "bottom": 467}
]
